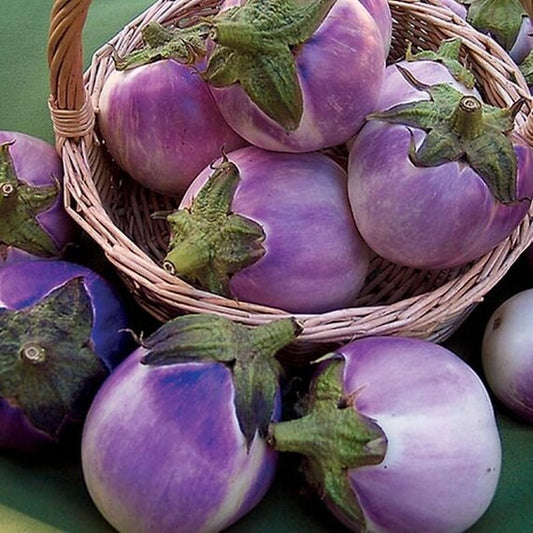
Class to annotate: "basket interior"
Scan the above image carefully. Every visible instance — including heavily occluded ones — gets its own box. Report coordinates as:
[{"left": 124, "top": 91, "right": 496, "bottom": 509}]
[{"left": 78, "top": 0, "right": 533, "bottom": 318}]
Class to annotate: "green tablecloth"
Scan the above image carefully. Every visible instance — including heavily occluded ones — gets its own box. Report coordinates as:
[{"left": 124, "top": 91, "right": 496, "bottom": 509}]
[{"left": 0, "top": 1, "right": 532, "bottom": 531}]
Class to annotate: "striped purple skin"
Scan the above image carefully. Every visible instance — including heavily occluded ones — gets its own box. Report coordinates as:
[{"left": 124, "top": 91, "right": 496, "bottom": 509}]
[
  {"left": 482, "top": 289, "right": 533, "bottom": 423},
  {"left": 97, "top": 59, "right": 247, "bottom": 195},
  {"left": 210, "top": 0, "right": 386, "bottom": 152},
  {"left": 180, "top": 146, "right": 370, "bottom": 313},
  {"left": 347, "top": 61, "right": 533, "bottom": 270},
  {"left": 82, "top": 347, "right": 279, "bottom": 533},
  {"left": 329, "top": 336, "right": 501, "bottom": 532},
  {"left": 0, "top": 131, "right": 76, "bottom": 264},
  {"left": 0, "top": 259, "right": 132, "bottom": 452}
]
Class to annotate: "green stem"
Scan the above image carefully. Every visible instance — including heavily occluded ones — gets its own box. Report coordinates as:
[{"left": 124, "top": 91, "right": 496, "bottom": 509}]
[
  {"left": 163, "top": 238, "right": 210, "bottom": 277},
  {"left": 451, "top": 96, "right": 484, "bottom": 139},
  {"left": 269, "top": 393, "right": 386, "bottom": 468},
  {"left": 19, "top": 342, "right": 46, "bottom": 365}
]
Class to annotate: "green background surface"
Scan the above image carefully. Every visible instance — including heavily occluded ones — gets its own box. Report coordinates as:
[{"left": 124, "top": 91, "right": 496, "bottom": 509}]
[{"left": 0, "top": 1, "right": 532, "bottom": 532}]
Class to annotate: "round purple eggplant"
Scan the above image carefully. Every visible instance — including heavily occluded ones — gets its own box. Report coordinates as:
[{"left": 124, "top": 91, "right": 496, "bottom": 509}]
[
  {"left": 0, "top": 131, "right": 76, "bottom": 265},
  {"left": 162, "top": 146, "right": 370, "bottom": 314},
  {"left": 269, "top": 336, "right": 502, "bottom": 532},
  {"left": 97, "top": 59, "right": 246, "bottom": 195},
  {"left": 0, "top": 259, "right": 132, "bottom": 453},
  {"left": 81, "top": 314, "right": 300, "bottom": 533},
  {"left": 347, "top": 52, "right": 533, "bottom": 270},
  {"left": 204, "top": 0, "right": 386, "bottom": 152}
]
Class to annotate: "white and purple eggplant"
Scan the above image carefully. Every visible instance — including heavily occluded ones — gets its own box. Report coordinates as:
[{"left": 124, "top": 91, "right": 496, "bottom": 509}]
[
  {"left": 98, "top": 57, "right": 246, "bottom": 195},
  {"left": 482, "top": 288, "right": 533, "bottom": 423},
  {"left": 0, "top": 131, "right": 76, "bottom": 265},
  {"left": 161, "top": 146, "right": 370, "bottom": 314},
  {"left": 203, "top": 0, "right": 386, "bottom": 152},
  {"left": 268, "top": 336, "right": 502, "bottom": 532},
  {"left": 347, "top": 51, "right": 533, "bottom": 270},
  {"left": 0, "top": 259, "right": 132, "bottom": 453},
  {"left": 81, "top": 314, "right": 300, "bottom": 533},
  {"left": 117, "top": 0, "right": 387, "bottom": 153}
]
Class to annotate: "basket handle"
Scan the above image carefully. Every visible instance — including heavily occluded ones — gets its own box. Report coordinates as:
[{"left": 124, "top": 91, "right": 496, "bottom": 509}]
[{"left": 47, "top": 0, "right": 95, "bottom": 147}]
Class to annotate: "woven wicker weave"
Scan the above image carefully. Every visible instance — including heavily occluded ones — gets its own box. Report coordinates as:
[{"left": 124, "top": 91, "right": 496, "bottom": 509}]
[{"left": 47, "top": 0, "right": 533, "bottom": 355}]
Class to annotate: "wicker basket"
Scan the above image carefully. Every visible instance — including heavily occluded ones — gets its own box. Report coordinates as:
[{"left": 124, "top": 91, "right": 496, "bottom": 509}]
[{"left": 47, "top": 0, "right": 533, "bottom": 355}]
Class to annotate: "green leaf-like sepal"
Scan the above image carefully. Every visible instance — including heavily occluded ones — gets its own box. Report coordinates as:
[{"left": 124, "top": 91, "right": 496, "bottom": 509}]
[
  {"left": 467, "top": 0, "right": 526, "bottom": 51},
  {"left": 162, "top": 157, "right": 266, "bottom": 297},
  {"left": 268, "top": 357, "right": 387, "bottom": 530},
  {"left": 519, "top": 50, "right": 533, "bottom": 86},
  {"left": 0, "top": 278, "right": 105, "bottom": 439},
  {"left": 203, "top": 0, "right": 337, "bottom": 130},
  {"left": 114, "top": 21, "right": 212, "bottom": 70},
  {"left": 142, "top": 314, "right": 301, "bottom": 448},
  {"left": 368, "top": 67, "right": 521, "bottom": 204},
  {"left": 204, "top": 42, "right": 303, "bottom": 130},
  {"left": 0, "top": 142, "right": 60, "bottom": 257},
  {"left": 405, "top": 38, "right": 476, "bottom": 89}
]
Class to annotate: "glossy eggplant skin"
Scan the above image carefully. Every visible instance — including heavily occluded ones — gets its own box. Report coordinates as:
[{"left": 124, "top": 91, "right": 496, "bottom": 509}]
[
  {"left": 98, "top": 59, "right": 246, "bottom": 195},
  {"left": 177, "top": 146, "right": 370, "bottom": 313},
  {"left": 347, "top": 62, "right": 533, "bottom": 270},
  {"left": 482, "top": 289, "right": 533, "bottom": 423},
  {"left": 209, "top": 0, "right": 386, "bottom": 152},
  {"left": 81, "top": 347, "right": 280, "bottom": 533},
  {"left": 322, "top": 337, "right": 501, "bottom": 532}
]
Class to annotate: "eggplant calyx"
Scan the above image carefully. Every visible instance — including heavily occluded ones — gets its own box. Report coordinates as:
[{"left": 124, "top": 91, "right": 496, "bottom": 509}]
[
  {"left": 405, "top": 38, "right": 476, "bottom": 89},
  {"left": 0, "top": 141, "right": 60, "bottom": 257},
  {"left": 268, "top": 357, "right": 387, "bottom": 529},
  {"left": 163, "top": 157, "right": 265, "bottom": 297},
  {"left": 201, "top": 0, "right": 337, "bottom": 130},
  {"left": 519, "top": 50, "right": 533, "bottom": 86},
  {"left": 113, "top": 21, "right": 212, "bottom": 70},
  {"left": 467, "top": 0, "right": 526, "bottom": 51},
  {"left": 0, "top": 277, "right": 107, "bottom": 440},
  {"left": 368, "top": 66, "right": 522, "bottom": 204},
  {"left": 142, "top": 314, "right": 302, "bottom": 449}
]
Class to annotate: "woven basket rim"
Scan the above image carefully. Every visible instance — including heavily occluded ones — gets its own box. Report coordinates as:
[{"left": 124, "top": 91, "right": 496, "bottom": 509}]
[{"left": 47, "top": 0, "right": 533, "bottom": 347}]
